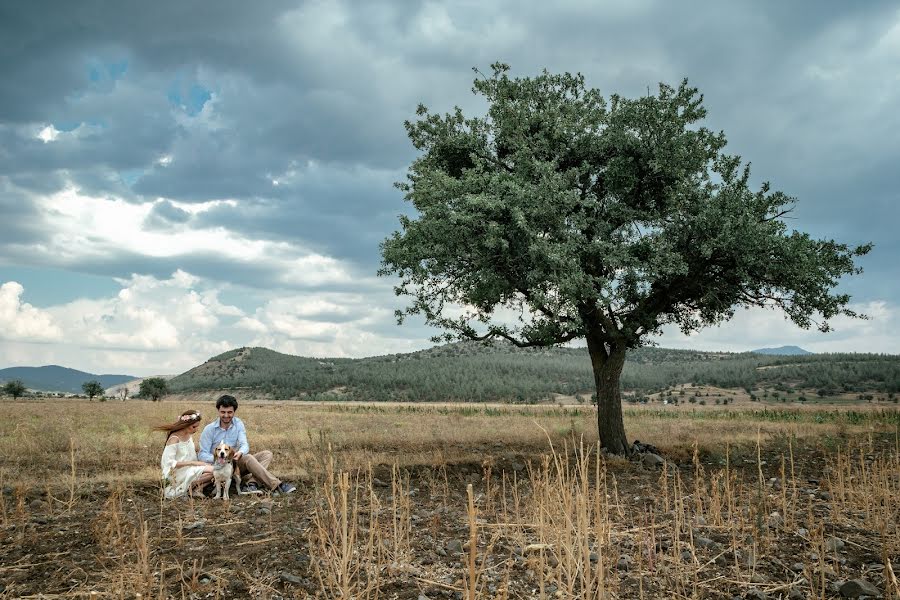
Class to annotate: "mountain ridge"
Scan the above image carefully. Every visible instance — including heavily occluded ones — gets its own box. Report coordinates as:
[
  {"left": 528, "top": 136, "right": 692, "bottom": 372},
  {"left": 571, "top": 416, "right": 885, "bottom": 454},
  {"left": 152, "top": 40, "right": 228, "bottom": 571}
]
[
  {"left": 6, "top": 342, "right": 898, "bottom": 400},
  {"left": 165, "top": 342, "right": 900, "bottom": 402},
  {"left": 0, "top": 365, "right": 136, "bottom": 394},
  {"left": 751, "top": 345, "right": 813, "bottom": 356}
]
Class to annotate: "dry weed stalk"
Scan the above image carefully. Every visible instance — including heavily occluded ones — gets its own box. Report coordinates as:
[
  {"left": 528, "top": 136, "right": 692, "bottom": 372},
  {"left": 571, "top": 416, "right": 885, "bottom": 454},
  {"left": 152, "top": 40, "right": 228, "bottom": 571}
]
[
  {"left": 14, "top": 484, "right": 27, "bottom": 530},
  {"left": 465, "top": 483, "right": 478, "bottom": 600},
  {"left": 461, "top": 482, "right": 501, "bottom": 600},
  {"left": 86, "top": 487, "right": 163, "bottom": 598},
  {"left": 92, "top": 484, "right": 128, "bottom": 550},
  {"left": 391, "top": 462, "right": 412, "bottom": 560},
  {"left": 482, "top": 457, "right": 495, "bottom": 514},
  {"left": 308, "top": 428, "right": 338, "bottom": 477},
  {"left": 308, "top": 462, "right": 382, "bottom": 599},
  {"left": 0, "top": 469, "right": 7, "bottom": 527},
  {"left": 47, "top": 437, "right": 78, "bottom": 513},
  {"left": 517, "top": 438, "right": 613, "bottom": 599},
  {"left": 130, "top": 518, "right": 155, "bottom": 596}
]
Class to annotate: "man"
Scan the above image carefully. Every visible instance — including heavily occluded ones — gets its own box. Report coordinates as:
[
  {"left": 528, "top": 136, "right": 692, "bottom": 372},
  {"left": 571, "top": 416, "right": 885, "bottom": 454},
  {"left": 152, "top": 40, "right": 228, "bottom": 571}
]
[{"left": 199, "top": 394, "right": 296, "bottom": 495}]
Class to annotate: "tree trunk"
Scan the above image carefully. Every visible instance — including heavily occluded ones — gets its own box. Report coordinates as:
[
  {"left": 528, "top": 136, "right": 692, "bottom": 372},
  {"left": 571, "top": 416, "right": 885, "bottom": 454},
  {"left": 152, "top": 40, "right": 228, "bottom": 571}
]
[{"left": 586, "top": 336, "right": 630, "bottom": 455}]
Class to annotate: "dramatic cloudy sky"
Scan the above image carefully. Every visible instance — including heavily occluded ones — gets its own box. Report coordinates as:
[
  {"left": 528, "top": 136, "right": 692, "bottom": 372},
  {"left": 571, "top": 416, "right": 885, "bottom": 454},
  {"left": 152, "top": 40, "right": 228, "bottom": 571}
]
[{"left": 1, "top": 1, "right": 898, "bottom": 376}]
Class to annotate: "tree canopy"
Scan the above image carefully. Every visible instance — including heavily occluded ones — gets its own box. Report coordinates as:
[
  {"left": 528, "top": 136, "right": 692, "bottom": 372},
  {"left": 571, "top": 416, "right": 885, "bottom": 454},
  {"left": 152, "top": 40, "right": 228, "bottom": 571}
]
[
  {"left": 380, "top": 64, "right": 870, "bottom": 453},
  {"left": 139, "top": 377, "right": 169, "bottom": 402},
  {"left": 2, "top": 379, "right": 27, "bottom": 399},
  {"left": 82, "top": 380, "right": 104, "bottom": 401}
]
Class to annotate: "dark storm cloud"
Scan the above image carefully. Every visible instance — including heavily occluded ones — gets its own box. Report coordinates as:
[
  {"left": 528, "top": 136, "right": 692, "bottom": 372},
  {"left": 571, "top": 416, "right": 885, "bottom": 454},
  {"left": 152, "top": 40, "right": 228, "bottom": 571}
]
[
  {"left": 190, "top": 163, "right": 410, "bottom": 264},
  {"left": 0, "top": 2, "right": 295, "bottom": 122},
  {"left": 0, "top": 180, "right": 45, "bottom": 246},
  {"left": 0, "top": 242, "right": 382, "bottom": 298},
  {"left": 196, "top": 198, "right": 400, "bottom": 265}
]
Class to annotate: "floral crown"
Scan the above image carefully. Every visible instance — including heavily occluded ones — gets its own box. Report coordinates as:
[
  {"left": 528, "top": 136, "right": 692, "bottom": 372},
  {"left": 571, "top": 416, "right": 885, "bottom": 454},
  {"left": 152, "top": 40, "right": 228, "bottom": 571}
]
[{"left": 180, "top": 413, "right": 201, "bottom": 422}]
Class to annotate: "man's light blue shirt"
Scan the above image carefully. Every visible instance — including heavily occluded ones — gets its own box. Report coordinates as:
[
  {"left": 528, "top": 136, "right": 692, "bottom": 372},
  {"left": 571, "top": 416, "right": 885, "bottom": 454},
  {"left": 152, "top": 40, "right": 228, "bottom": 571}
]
[{"left": 198, "top": 416, "right": 250, "bottom": 463}]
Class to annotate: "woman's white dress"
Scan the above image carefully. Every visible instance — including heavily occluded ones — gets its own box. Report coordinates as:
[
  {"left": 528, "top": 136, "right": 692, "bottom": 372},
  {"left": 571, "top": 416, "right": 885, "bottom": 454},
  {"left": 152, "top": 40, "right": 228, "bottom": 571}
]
[{"left": 160, "top": 437, "right": 207, "bottom": 498}]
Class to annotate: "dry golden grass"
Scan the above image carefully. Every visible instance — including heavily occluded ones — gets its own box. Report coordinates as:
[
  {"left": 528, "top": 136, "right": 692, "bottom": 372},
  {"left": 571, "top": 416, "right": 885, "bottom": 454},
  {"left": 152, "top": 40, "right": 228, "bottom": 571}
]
[{"left": 0, "top": 398, "right": 896, "bottom": 487}]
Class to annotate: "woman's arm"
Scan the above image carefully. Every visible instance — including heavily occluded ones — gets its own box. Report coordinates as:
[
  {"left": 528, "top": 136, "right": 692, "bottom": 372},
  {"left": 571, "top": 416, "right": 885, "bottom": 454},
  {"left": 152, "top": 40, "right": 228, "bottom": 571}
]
[{"left": 163, "top": 437, "right": 208, "bottom": 470}]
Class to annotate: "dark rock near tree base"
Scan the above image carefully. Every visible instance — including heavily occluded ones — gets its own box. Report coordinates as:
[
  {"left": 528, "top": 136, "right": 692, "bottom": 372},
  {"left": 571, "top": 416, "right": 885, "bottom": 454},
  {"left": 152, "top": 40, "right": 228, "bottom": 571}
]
[
  {"left": 838, "top": 579, "right": 880, "bottom": 598},
  {"left": 788, "top": 589, "right": 805, "bottom": 600},
  {"left": 642, "top": 453, "right": 665, "bottom": 468},
  {"left": 280, "top": 571, "right": 303, "bottom": 585},
  {"left": 826, "top": 537, "right": 845, "bottom": 552},
  {"left": 632, "top": 440, "right": 661, "bottom": 455}
]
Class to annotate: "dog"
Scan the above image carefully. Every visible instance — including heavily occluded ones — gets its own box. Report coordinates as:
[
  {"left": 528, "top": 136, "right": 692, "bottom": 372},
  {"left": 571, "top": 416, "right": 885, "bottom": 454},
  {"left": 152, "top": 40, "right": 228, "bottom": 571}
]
[{"left": 212, "top": 441, "right": 266, "bottom": 499}]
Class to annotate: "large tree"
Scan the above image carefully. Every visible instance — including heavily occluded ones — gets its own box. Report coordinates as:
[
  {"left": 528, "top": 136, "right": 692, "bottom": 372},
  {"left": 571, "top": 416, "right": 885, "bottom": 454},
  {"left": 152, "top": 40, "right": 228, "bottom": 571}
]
[
  {"left": 380, "top": 64, "right": 871, "bottom": 454},
  {"left": 139, "top": 377, "right": 169, "bottom": 402},
  {"left": 2, "top": 379, "right": 27, "bottom": 399},
  {"left": 81, "top": 380, "right": 104, "bottom": 401}
]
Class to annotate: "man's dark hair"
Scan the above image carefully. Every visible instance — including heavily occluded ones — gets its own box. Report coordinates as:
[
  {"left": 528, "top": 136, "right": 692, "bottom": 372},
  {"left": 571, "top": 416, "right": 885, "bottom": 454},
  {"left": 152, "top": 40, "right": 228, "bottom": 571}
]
[{"left": 216, "top": 394, "right": 239, "bottom": 410}]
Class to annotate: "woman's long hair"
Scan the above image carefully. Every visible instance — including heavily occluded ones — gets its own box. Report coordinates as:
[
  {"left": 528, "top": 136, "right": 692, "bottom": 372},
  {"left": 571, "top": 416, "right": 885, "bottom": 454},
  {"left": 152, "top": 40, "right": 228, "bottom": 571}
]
[{"left": 152, "top": 409, "right": 202, "bottom": 444}]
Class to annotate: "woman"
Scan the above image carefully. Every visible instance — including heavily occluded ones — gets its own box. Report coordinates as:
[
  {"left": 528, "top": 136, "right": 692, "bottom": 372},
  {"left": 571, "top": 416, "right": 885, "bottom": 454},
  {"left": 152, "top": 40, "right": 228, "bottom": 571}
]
[{"left": 154, "top": 409, "right": 213, "bottom": 498}]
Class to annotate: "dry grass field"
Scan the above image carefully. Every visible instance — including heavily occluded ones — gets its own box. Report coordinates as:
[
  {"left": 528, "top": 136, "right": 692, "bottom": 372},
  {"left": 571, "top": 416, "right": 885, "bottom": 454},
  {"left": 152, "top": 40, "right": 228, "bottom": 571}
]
[{"left": 0, "top": 398, "right": 897, "bottom": 599}]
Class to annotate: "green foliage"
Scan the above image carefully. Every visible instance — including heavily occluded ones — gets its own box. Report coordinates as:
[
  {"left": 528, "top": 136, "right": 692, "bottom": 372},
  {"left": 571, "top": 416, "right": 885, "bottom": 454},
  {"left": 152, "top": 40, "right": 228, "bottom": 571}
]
[
  {"left": 380, "top": 63, "right": 870, "bottom": 350},
  {"left": 378, "top": 63, "right": 870, "bottom": 450},
  {"left": 2, "top": 379, "right": 27, "bottom": 399},
  {"left": 81, "top": 380, "right": 104, "bottom": 401},
  {"left": 167, "top": 344, "right": 900, "bottom": 403},
  {"left": 138, "top": 377, "right": 169, "bottom": 402}
]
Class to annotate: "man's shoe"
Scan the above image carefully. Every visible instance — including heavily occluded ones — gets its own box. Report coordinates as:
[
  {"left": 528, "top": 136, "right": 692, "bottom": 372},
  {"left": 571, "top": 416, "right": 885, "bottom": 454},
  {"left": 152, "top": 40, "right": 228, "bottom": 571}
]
[
  {"left": 240, "top": 482, "right": 261, "bottom": 494},
  {"left": 273, "top": 482, "right": 296, "bottom": 496}
]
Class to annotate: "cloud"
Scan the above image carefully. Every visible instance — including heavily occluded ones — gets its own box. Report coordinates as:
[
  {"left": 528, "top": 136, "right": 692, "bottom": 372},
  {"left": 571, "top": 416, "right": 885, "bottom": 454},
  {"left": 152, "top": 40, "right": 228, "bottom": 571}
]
[
  {"left": 144, "top": 199, "right": 191, "bottom": 228},
  {"left": 657, "top": 301, "right": 900, "bottom": 354},
  {"left": 46, "top": 271, "right": 239, "bottom": 351},
  {"left": 0, "top": 282, "right": 62, "bottom": 342},
  {"left": 0, "top": 273, "right": 244, "bottom": 373},
  {"left": 0, "top": 184, "right": 372, "bottom": 292},
  {"left": 0, "top": 274, "right": 428, "bottom": 374},
  {"left": 239, "top": 292, "right": 397, "bottom": 345}
]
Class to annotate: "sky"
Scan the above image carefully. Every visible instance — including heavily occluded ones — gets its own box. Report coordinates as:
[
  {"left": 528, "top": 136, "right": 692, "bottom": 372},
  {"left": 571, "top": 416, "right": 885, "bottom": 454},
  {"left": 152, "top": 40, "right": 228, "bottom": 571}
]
[{"left": 1, "top": 1, "right": 898, "bottom": 376}]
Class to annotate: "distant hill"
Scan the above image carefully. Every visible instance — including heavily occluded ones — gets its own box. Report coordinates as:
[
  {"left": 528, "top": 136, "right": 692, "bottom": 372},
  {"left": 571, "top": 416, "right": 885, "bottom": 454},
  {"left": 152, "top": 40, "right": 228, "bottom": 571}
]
[
  {"left": 752, "top": 346, "right": 813, "bottom": 356},
  {"left": 0, "top": 366, "right": 136, "bottom": 394},
  {"left": 167, "top": 342, "right": 900, "bottom": 402}
]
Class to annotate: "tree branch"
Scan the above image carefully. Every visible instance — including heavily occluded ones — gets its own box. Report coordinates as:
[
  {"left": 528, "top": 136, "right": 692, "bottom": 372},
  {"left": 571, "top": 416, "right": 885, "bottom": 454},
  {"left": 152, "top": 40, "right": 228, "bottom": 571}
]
[{"left": 465, "top": 328, "right": 580, "bottom": 348}]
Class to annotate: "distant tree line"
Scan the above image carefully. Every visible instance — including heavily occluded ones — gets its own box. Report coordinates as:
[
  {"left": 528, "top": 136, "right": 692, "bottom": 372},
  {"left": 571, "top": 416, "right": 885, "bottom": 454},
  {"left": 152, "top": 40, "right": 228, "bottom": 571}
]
[{"left": 164, "top": 344, "right": 900, "bottom": 403}]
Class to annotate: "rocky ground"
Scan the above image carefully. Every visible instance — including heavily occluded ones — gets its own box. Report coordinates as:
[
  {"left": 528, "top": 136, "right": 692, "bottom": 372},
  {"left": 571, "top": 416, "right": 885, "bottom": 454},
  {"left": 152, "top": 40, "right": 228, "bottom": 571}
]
[{"left": 1, "top": 437, "right": 897, "bottom": 599}]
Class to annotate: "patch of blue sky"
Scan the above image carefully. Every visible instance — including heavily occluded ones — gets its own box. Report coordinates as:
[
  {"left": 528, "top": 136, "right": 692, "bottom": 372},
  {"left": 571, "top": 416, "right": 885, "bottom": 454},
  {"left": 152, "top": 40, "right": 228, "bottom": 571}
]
[
  {"left": 51, "top": 120, "right": 83, "bottom": 132},
  {"left": 86, "top": 58, "right": 129, "bottom": 91},
  {"left": 167, "top": 77, "right": 212, "bottom": 116},
  {"left": 119, "top": 169, "right": 146, "bottom": 187},
  {"left": 216, "top": 287, "right": 267, "bottom": 317},
  {"left": 0, "top": 266, "right": 121, "bottom": 306}
]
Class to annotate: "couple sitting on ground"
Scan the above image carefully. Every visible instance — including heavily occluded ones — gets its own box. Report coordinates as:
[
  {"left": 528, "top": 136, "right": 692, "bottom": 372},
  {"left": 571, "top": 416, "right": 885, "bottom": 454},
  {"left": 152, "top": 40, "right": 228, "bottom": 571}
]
[{"left": 155, "top": 394, "right": 296, "bottom": 498}]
